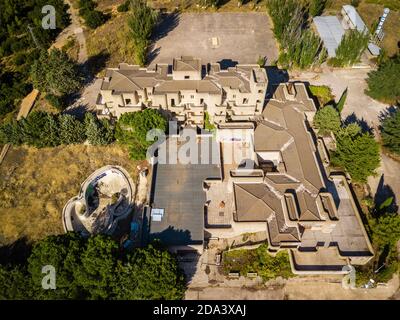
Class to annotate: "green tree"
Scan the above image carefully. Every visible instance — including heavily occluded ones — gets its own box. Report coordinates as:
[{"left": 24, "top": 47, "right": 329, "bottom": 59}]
[
  {"left": 380, "top": 107, "right": 400, "bottom": 155},
  {"left": 74, "top": 235, "right": 119, "bottom": 299},
  {"left": 371, "top": 213, "right": 400, "bottom": 252},
  {"left": 366, "top": 56, "right": 400, "bottom": 104},
  {"left": 27, "top": 233, "right": 84, "bottom": 299},
  {"left": 113, "top": 244, "right": 185, "bottom": 300},
  {"left": 127, "top": 0, "right": 159, "bottom": 66},
  {"left": 313, "top": 105, "right": 342, "bottom": 135},
  {"left": 0, "top": 265, "right": 33, "bottom": 300},
  {"left": 59, "top": 114, "right": 86, "bottom": 145},
  {"left": 84, "top": 113, "right": 114, "bottom": 145},
  {"left": 329, "top": 30, "right": 369, "bottom": 67},
  {"left": 336, "top": 88, "right": 348, "bottom": 113},
  {"left": 309, "top": 0, "right": 327, "bottom": 17},
  {"left": 0, "top": 120, "right": 23, "bottom": 145},
  {"left": 332, "top": 123, "right": 380, "bottom": 182},
  {"left": 268, "top": 0, "right": 326, "bottom": 69},
  {"left": 115, "top": 109, "right": 167, "bottom": 160},
  {"left": 19, "top": 111, "right": 53, "bottom": 147},
  {"left": 31, "top": 49, "right": 82, "bottom": 96}
]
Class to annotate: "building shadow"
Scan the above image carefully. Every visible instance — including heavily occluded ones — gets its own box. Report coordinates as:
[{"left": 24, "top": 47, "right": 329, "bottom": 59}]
[
  {"left": 149, "top": 226, "right": 193, "bottom": 246},
  {"left": 265, "top": 66, "right": 289, "bottom": 99},
  {"left": 217, "top": 59, "right": 238, "bottom": 70},
  {"left": 343, "top": 113, "right": 373, "bottom": 134}
]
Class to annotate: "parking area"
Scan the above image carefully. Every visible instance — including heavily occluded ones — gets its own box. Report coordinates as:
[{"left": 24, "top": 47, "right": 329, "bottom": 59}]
[{"left": 150, "top": 13, "right": 279, "bottom": 66}]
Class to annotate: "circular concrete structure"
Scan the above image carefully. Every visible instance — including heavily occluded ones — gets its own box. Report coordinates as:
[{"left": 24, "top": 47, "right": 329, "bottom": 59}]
[{"left": 62, "top": 166, "right": 135, "bottom": 236}]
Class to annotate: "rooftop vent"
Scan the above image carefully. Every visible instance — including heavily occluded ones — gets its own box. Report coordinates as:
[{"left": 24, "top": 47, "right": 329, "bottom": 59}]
[{"left": 151, "top": 208, "right": 164, "bottom": 222}]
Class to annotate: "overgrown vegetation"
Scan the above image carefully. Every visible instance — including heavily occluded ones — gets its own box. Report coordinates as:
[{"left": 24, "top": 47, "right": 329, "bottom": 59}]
[
  {"left": 77, "top": 0, "right": 109, "bottom": 29},
  {"left": 115, "top": 109, "right": 167, "bottom": 160},
  {"left": 30, "top": 49, "right": 83, "bottom": 107},
  {"left": 308, "top": 85, "right": 334, "bottom": 106},
  {"left": 331, "top": 123, "right": 380, "bottom": 182},
  {"left": 204, "top": 112, "right": 216, "bottom": 131},
  {"left": 366, "top": 55, "right": 400, "bottom": 104},
  {"left": 0, "top": 233, "right": 185, "bottom": 299},
  {"left": 127, "top": 0, "right": 159, "bottom": 66},
  {"left": 328, "top": 30, "right": 370, "bottom": 67},
  {"left": 267, "top": 0, "right": 326, "bottom": 69},
  {"left": 380, "top": 107, "right": 400, "bottom": 155},
  {"left": 0, "top": 144, "right": 138, "bottom": 245},
  {"left": 223, "top": 245, "right": 293, "bottom": 282},
  {"left": 356, "top": 196, "right": 400, "bottom": 284},
  {"left": 0, "top": 0, "right": 70, "bottom": 120},
  {"left": 0, "top": 111, "right": 114, "bottom": 147}
]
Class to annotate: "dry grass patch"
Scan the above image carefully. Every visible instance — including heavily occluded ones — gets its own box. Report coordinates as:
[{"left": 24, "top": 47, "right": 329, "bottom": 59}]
[
  {"left": 0, "top": 144, "right": 140, "bottom": 246},
  {"left": 86, "top": 13, "right": 136, "bottom": 75}
]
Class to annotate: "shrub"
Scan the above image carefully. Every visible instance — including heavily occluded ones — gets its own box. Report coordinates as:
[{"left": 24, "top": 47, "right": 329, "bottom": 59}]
[{"left": 82, "top": 10, "right": 108, "bottom": 29}]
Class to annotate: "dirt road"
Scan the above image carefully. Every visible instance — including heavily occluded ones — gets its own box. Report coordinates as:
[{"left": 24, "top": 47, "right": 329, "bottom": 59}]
[{"left": 52, "top": 0, "right": 88, "bottom": 64}]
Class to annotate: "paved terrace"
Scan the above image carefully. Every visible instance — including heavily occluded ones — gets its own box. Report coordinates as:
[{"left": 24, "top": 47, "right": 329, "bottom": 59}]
[{"left": 150, "top": 13, "right": 279, "bottom": 66}]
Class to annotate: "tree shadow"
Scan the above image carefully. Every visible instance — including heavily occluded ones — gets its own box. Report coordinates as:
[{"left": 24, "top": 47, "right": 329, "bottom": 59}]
[
  {"left": 373, "top": 174, "right": 398, "bottom": 216},
  {"left": 63, "top": 103, "right": 90, "bottom": 120},
  {"left": 80, "top": 51, "right": 111, "bottom": 84},
  {"left": 0, "top": 237, "right": 32, "bottom": 266},
  {"left": 378, "top": 105, "right": 398, "bottom": 125},
  {"left": 343, "top": 112, "right": 373, "bottom": 134},
  {"left": 152, "top": 12, "right": 180, "bottom": 42}
]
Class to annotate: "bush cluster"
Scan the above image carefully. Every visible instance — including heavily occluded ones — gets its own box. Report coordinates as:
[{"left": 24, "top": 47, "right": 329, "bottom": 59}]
[{"left": 0, "top": 111, "right": 114, "bottom": 147}]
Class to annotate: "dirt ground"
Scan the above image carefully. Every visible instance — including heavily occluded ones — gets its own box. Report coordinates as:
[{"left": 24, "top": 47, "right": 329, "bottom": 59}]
[{"left": 0, "top": 144, "right": 139, "bottom": 246}]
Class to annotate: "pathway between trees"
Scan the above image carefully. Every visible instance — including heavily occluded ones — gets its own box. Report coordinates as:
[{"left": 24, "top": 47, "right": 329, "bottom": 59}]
[{"left": 53, "top": 0, "right": 88, "bottom": 64}]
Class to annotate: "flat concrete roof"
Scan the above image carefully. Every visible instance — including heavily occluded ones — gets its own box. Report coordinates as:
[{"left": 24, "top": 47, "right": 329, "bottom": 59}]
[{"left": 149, "top": 138, "right": 221, "bottom": 246}]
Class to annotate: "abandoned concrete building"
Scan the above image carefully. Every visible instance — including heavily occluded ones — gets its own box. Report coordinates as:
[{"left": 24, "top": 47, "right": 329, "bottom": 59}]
[
  {"left": 99, "top": 57, "right": 373, "bottom": 274},
  {"left": 96, "top": 56, "right": 268, "bottom": 125}
]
